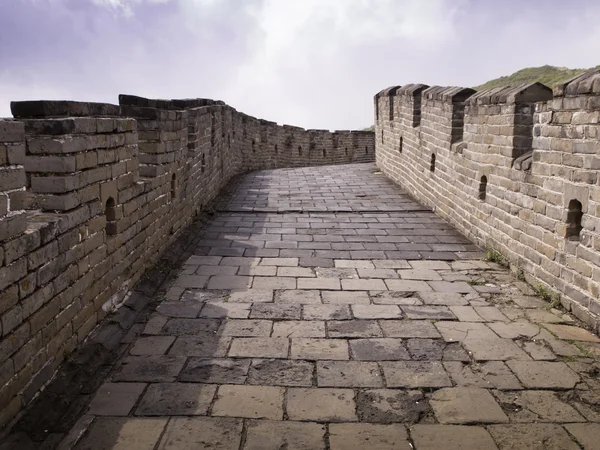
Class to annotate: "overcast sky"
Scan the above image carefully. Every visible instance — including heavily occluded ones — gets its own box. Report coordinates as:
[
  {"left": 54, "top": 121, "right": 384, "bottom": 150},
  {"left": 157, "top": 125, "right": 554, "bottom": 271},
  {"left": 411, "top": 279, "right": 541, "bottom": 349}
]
[{"left": 1, "top": 0, "right": 599, "bottom": 130}]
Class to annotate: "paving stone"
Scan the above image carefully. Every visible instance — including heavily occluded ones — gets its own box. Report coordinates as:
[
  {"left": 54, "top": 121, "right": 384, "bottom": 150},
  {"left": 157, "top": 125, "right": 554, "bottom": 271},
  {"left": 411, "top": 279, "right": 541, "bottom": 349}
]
[
  {"left": 328, "top": 320, "right": 383, "bottom": 338},
  {"left": 487, "top": 321, "right": 540, "bottom": 339},
  {"left": 272, "top": 320, "right": 326, "bottom": 337},
  {"left": 409, "top": 260, "right": 451, "bottom": 270},
  {"left": 443, "top": 361, "right": 522, "bottom": 389},
  {"left": 199, "top": 302, "right": 251, "bottom": 318},
  {"left": 329, "top": 423, "right": 411, "bottom": 450},
  {"left": 227, "top": 289, "right": 274, "bottom": 303},
  {"left": 442, "top": 342, "right": 471, "bottom": 361},
  {"left": 303, "top": 304, "right": 351, "bottom": 320},
  {"left": 380, "top": 320, "right": 441, "bottom": 338},
  {"left": 168, "top": 335, "right": 231, "bottom": 357},
  {"left": 212, "top": 385, "right": 284, "bottom": 419},
  {"left": 291, "top": 338, "right": 349, "bottom": 360},
  {"left": 406, "top": 338, "right": 446, "bottom": 360},
  {"left": 381, "top": 361, "right": 452, "bottom": 388},
  {"left": 372, "top": 259, "right": 412, "bottom": 269},
  {"left": 250, "top": 303, "right": 302, "bottom": 319},
  {"left": 315, "top": 267, "right": 358, "bottom": 279},
  {"left": 297, "top": 278, "right": 341, "bottom": 290},
  {"left": 506, "top": 361, "right": 579, "bottom": 389},
  {"left": 564, "top": 423, "right": 600, "bottom": 450},
  {"left": 520, "top": 340, "right": 557, "bottom": 360},
  {"left": 356, "top": 389, "right": 427, "bottom": 423},
  {"left": 286, "top": 388, "right": 357, "bottom": 421},
  {"left": 252, "top": 276, "right": 297, "bottom": 289},
  {"left": 448, "top": 306, "right": 484, "bottom": 322},
  {"left": 275, "top": 289, "right": 321, "bottom": 304},
  {"left": 135, "top": 383, "right": 217, "bottom": 416},
  {"left": 428, "top": 281, "right": 476, "bottom": 293},
  {"left": 158, "top": 417, "right": 242, "bottom": 450},
  {"left": 174, "top": 275, "right": 209, "bottom": 288},
  {"left": 183, "top": 289, "right": 230, "bottom": 302},
  {"left": 229, "top": 337, "right": 289, "bottom": 358},
  {"left": 543, "top": 323, "right": 600, "bottom": 342},
  {"left": 317, "top": 361, "right": 383, "bottom": 387},
  {"left": 398, "top": 269, "right": 442, "bottom": 281},
  {"left": 178, "top": 358, "right": 251, "bottom": 383},
  {"left": 418, "top": 292, "right": 468, "bottom": 306},
  {"left": 156, "top": 301, "right": 203, "bottom": 318},
  {"left": 248, "top": 359, "right": 314, "bottom": 386},
  {"left": 129, "top": 336, "right": 175, "bottom": 355},
  {"left": 299, "top": 257, "right": 334, "bottom": 268},
  {"left": 161, "top": 318, "right": 221, "bottom": 335},
  {"left": 384, "top": 279, "right": 432, "bottom": 291},
  {"left": 113, "top": 356, "right": 186, "bottom": 382},
  {"left": 88, "top": 383, "right": 146, "bottom": 416},
  {"left": 341, "top": 278, "right": 388, "bottom": 291},
  {"left": 244, "top": 420, "right": 326, "bottom": 450},
  {"left": 351, "top": 305, "right": 402, "bottom": 319},
  {"left": 335, "top": 260, "right": 375, "bottom": 269},
  {"left": 350, "top": 338, "right": 410, "bottom": 361},
  {"left": 142, "top": 313, "right": 168, "bottom": 335},
  {"left": 218, "top": 319, "right": 273, "bottom": 337},
  {"left": 410, "top": 425, "right": 498, "bottom": 450},
  {"left": 370, "top": 291, "right": 421, "bottom": 305},
  {"left": 220, "top": 257, "right": 260, "bottom": 266},
  {"left": 238, "top": 265, "right": 277, "bottom": 276},
  {"left": 185, "top": 255, "right": 222, "bottom": 266},
  {"left": 493, "top": 390, "right": 585, "bottom": 422},
  {"left": 474, "top": 306, "right": 509, "bottom": 322},
  {"left": 277, "top": 267, "right": 315, "bottom": 277},
  {"left": 488, "top": 424, "right": 580, "bottom": 450},
  {"left": 74, "top": 418, "right": 167, "bottom": 450},
  {"left": 195, "top": 265, "right": 239, "bottom": 276},
  {"left": 357, "top": 268, "right": 399, "bottom": 279},
  {"left": 260, "top": 257, "right": 298, "bottom": 266},
  {"left": 430, "top": 387, "right": 508, "bottom": 424},
  {"left": 322, "top": 290, "right": 370, "bottom": 304},
  {"left": 207, "top": 275, "right": 253, "bottom": 289},
  {"left": 526, "top": 308, "right": 573, "bottom": 324},
  {"left": 400, "top": 306, "right": 456, "bottom": 320}
]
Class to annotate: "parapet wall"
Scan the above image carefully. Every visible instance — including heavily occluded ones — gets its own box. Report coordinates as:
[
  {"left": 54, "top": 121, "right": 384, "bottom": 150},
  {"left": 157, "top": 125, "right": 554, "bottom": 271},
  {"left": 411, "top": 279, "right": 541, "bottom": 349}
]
[
  {"left": 375, "top": 68, "right": 600, "bottom": 332},
  {"left": 0, "top": 95, "right": 375, "bottom": 427}
]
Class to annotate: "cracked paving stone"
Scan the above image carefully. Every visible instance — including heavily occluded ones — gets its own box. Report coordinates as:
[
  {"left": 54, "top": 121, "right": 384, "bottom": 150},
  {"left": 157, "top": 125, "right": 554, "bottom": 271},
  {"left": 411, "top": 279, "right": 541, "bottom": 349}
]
[
  {"left": 178, "top": 358, "right": 251, "bottom": 384},
  {"left": 418, "top": 292, "right": 468, "bottom": 306},
  {"left": 563, "top": 423, "right": 600, "bottom": 450},
  {"left": 113, "top": 356, "right": 186, "bottom": 382},
  {"left": 493, "top": 390, "right": 585, "bottom": 422},
  {"left": 506, "top": 361, "right": 580, "bottom": 389},
  {"left": 380, "top": 320, "right": 441, "bottom": 338},
  {"left": 406, "top": 338, "right": 446, "bottom": 360},
  {"left": 409, "top": 425, "right": 498, "bottom": 450},
  {"left": 244, "top": 420, "right": 326, "bottom": 450},
  {"left": 248, "top": 359, "right": 314, "bottom": 387},
  {"left": 487, "top": 424, "right": 580, "bottom": 450},
  {"left": 350, "top": 338, "right": 410, "bottom": 361},
  {"left": 135, "top": 383, "right": 217, "bottom": 416},
  {"left": 400, "top": 306, "right": 456, "bottom": 320},
  {"left": 542, "top": 324, "right": 600, "bottom": 342},
  {"left": 442, "top": 342, "right": 470, "bottom": 361},
  {"left": 369, "top": 291, "right": 421, "bottom": 305},
  {"left": 356, "top": 389, "right": 427, "bottom": 424},
  {"left": 443, "top": 361, "right": 522, "bottom": 390},
  {"left": 302, "top": 304, "right": 351, "bottom": 320},
  {"left": 430, "top": 387, "right": 509, "bottom": 424}
]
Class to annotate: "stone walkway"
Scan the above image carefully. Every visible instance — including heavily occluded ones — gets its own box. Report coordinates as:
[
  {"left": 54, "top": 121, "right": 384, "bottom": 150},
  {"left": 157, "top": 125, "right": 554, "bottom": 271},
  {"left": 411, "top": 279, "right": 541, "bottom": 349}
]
[{"left": 63, "top": 164, "right": 600, "bottom": 448}]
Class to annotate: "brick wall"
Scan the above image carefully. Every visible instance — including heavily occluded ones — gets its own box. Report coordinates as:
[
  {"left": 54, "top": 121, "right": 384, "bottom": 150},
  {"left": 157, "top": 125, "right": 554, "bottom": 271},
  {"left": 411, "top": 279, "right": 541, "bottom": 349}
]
[
  {"left": 375, "top": 68, "right": 600, "bottom": 333},
  {"left": 0, "top": 95, "right": 374, "bottom": 427}
]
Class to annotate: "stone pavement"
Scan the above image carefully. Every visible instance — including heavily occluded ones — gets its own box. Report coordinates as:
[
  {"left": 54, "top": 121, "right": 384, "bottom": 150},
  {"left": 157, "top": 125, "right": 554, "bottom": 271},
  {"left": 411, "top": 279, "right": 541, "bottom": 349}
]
[{"left": 50, "top": 164, "right": 600, "bottom": 448}]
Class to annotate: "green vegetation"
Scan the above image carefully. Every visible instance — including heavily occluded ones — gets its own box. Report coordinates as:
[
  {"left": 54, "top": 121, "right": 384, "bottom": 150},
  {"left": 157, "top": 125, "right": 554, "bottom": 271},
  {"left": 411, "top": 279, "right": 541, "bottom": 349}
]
[
  {"left": 363, "top": 125, "right": 375, "bottom": 132},
  {"left": 534, "top": 282, "right": 561, "bottom": 308},
  {"left": 485, "top": 249, "right": 509, "bottom": 268},
  {"left": 474, "top": 65, "right": 600, "bottom": 91}
]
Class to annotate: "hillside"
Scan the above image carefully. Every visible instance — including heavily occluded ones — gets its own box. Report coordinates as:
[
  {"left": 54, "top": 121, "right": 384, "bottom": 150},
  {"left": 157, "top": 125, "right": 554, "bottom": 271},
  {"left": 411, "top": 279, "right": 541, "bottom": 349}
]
[{"left": 473, "top": 65, "right": 599, "bottom": 91}]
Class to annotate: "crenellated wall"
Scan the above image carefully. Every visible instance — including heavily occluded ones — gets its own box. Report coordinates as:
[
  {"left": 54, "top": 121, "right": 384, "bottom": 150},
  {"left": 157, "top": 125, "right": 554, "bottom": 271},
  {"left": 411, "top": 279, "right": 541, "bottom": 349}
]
[
  {"left": 0, "top": 95, "right": 374, "bottom": 427},
  {"left": 375, "top": 68, "right": 600, "bottom": 333}
]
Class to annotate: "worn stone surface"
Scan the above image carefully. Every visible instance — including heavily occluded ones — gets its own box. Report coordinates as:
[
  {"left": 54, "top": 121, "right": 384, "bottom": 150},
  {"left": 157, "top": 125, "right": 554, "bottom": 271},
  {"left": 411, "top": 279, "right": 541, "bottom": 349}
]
[
  {"left": 7, "top": 162, "right": 600, "bottom": 449},
  {"left": 487, "top": 424, "right": 580, "bottom": 450}
]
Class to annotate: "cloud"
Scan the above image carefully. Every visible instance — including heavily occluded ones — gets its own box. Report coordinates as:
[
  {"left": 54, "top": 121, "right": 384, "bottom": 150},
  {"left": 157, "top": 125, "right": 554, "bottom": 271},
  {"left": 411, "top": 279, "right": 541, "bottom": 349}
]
[{"left": 91, "top": 0, "right": 170, "bottom": 17}]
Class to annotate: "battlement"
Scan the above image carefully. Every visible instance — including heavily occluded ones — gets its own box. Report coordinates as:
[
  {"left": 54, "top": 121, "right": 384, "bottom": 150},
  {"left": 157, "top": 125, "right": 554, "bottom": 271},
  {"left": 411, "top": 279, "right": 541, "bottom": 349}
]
[
  {"left": 0, "top": 95, "right": 375, "bottom": 428},
  {"left": 375, "top": 68, "right": 600, "bottom": 334}
]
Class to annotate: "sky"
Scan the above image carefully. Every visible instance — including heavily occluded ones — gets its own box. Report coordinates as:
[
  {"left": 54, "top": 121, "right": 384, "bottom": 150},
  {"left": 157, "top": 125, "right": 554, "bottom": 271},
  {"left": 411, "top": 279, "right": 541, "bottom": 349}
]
[{"left": 1, "top": 0, "right": 599, "bottom": 130}]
